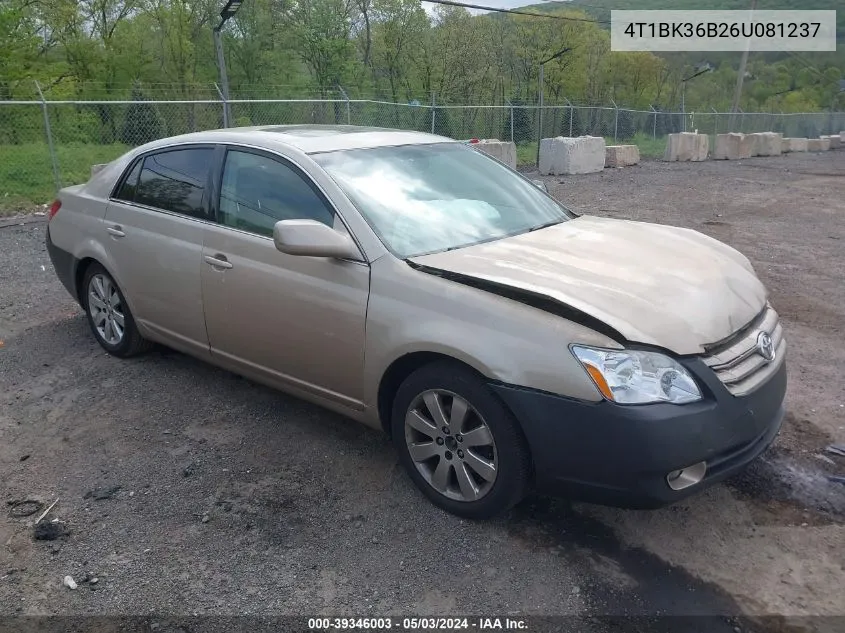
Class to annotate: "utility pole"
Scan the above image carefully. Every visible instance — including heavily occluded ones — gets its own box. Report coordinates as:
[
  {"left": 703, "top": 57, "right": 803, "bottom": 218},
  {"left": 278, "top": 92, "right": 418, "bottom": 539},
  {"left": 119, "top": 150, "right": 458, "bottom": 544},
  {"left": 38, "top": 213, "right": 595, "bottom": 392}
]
[
  {"left": 536, "top": 47, "right": 572, "bottom": 166},
  {"left": 213, "top": 27, "right": 230, "bottom": 127},
  {"left": 681, "top": 67, "right": 712, "bottom": 133},
  {"left": 730, "top": 0, "right": 757, "bottom": 130},
  {"left": 214, "top": 0, "right": 246, "bottom": 128}
]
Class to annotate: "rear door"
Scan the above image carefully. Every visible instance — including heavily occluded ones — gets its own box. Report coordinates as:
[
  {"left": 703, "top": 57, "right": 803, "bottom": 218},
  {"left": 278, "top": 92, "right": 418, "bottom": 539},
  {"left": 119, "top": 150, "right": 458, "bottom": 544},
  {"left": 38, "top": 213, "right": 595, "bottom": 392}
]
[
  {"left": 104, "top": 145, "right": 214, "bottom": 358},
  {"left": 200, "top": 146, "right": 370, "bottom": 408}
]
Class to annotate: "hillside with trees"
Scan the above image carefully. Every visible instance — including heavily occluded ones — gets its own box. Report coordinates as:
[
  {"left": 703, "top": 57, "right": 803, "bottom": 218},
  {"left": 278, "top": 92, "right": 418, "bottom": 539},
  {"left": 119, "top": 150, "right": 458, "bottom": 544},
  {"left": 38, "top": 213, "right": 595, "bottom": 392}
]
[{"left": 1, "top": 0, "right": 842, "bottom": 114}]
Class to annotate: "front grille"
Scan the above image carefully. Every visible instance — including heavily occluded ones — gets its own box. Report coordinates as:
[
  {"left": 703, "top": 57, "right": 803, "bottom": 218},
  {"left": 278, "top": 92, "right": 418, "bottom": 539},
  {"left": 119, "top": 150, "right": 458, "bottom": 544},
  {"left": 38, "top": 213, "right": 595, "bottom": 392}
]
[{"left": 702, "top": 304, "right": 786, "bottom": 397}]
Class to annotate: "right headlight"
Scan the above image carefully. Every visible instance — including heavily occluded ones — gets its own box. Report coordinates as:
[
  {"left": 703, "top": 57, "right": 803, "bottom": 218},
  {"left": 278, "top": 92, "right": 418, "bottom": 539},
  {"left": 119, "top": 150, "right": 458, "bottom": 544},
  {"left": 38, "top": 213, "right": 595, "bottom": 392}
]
[{"left": 571, "top": 345, "right": 702, "bottom": 405}]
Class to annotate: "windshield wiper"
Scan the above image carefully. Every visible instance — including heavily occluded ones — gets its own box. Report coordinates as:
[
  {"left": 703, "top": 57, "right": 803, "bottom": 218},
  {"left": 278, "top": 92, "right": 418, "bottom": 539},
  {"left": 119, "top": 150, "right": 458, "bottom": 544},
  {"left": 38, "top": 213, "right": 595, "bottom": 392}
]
[{"left": 528, "top": 219, "right": 564, "bottom": 232}]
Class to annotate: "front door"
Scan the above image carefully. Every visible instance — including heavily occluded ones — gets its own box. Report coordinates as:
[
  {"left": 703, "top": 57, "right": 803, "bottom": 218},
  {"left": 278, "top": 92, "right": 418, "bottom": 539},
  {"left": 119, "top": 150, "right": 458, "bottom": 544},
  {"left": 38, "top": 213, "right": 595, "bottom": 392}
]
[{"left": 200, "top": 147, "right": 370, "bottom": 408}]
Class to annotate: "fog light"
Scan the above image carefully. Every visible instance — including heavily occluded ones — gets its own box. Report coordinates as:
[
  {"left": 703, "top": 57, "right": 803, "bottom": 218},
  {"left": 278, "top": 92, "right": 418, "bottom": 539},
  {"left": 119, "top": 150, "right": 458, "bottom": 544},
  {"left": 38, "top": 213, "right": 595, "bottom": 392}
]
[{"left": 666, "top": 461, "right": 707, "bottom": 491}]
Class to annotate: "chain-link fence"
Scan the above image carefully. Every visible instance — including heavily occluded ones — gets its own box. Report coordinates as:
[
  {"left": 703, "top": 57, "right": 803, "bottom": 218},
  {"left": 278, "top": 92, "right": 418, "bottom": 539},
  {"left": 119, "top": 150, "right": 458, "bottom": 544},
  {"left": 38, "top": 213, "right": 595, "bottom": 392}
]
[{"left": 2, "top": 96, "right": 845, "bottom": 208}]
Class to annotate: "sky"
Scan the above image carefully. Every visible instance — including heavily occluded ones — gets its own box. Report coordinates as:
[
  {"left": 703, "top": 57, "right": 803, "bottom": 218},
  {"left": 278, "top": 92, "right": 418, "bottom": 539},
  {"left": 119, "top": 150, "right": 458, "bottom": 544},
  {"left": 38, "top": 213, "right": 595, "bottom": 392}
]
[{"left": 421, "top": 0, "right": 574, "bottom": 16}]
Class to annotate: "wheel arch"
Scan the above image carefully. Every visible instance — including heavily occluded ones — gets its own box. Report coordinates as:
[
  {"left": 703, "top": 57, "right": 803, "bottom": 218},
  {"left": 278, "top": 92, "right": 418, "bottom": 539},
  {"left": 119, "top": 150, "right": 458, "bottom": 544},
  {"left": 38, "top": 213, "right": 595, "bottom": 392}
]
[
  {"left": 73, "top": 256, "right": 140, "bottom": 320},
  {"left": 74, "top": 257, "right": 98, "bottom": 305},
  {"left": 377, "top": 351, "right": 500, "bottom": 437}
]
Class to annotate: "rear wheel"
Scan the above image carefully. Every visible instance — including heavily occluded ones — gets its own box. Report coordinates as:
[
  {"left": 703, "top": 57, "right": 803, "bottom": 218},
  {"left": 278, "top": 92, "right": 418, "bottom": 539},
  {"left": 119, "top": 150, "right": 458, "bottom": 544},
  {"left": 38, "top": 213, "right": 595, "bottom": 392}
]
[
  {"left": 82, "top": 263, "right": 151, "bottom": 357},
  {"left": 392, "top": 361, "right": 531, "bottom": 519}
]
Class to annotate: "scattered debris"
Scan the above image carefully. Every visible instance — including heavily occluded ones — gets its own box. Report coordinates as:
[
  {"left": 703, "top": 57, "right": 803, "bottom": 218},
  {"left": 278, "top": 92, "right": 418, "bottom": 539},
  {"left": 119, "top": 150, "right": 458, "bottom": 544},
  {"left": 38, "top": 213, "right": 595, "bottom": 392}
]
[
  {"left": 182, "top": 463, "right": 195, "bottom": 477},
  {"left": 35, "top": 498, "right": 60, "bottom": 524},
  {"left": 825, "top": 444, "right": 845, "bottom": 459},
  {"left": 34, "top": 522, "right": 70, "bottom": 541},
  {"left": 7, "top": 500, "right": 43, "bottom": 519},
  {"left": 201, "top": 513, "right": 210, "bottom": 524},
  {"left": 19, "top": 455, "right": 30, "bottom": 462},
  {"left": 84, "top": 486, "right": 121, "bottom": 501},
  {"left": 815, "top": 454, "right": 836, "bottom": 466},
  {"left": 63, "top": 575, "right": 77, "bottom": 590},
  {"left": 828, "top": 476, "right": 845, "bottom": 485}
]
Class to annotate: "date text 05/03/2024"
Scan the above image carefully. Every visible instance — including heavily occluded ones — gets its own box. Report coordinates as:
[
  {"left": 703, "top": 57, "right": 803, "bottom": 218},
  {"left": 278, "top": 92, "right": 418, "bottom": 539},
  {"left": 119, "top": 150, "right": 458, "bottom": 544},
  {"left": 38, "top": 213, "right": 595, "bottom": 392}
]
[{"left": 307, "top": 617, "right": 529, "bottom": 630}]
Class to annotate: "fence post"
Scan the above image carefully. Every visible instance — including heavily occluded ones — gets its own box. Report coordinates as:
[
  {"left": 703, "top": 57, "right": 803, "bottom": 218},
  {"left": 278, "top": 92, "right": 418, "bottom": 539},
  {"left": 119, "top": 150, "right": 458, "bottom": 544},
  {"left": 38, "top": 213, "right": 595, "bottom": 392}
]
[
  {"left": 711, "top": 107, "right": 718, "bottom": 136},
  {"left": 565, "top": 98, "right": 573, "bottom": 137},
  {"left": 214, "top": 82, "right": 229, "bottom": 128},
  {"left": 650, "top": 105, "right": 657, "bottom": 139},
  {"left": 338, "top": 85, "right": 351, "bottom": 125},
  {"left": 430, "top": 92, "right": 436, "bottom": 134},
  {"left": 611, "top": 99, "right": 619, "bottom": 142},
  {"left": 506, "top": 99, "right": 514, "bottom": 142},
  {"left": 35, "top": 80, "right": 61, "bottom": 193}
]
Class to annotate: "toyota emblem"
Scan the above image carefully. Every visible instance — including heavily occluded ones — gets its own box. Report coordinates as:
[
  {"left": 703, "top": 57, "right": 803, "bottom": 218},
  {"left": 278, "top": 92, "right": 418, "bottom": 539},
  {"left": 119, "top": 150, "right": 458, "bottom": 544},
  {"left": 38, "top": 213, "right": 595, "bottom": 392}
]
[{"left": 757, "top": 331, "right": 776, "bottom": 362}]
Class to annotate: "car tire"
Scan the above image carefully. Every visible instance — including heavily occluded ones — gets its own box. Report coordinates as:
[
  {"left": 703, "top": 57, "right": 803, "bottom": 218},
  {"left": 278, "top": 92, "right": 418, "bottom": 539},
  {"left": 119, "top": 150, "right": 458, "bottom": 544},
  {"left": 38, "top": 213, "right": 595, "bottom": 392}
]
[
  {"left": 391, "top": 361, "right": 531, "bottom": 519},
  {"left": 82, "top": 263, "right": 152, "bottom": 357}
]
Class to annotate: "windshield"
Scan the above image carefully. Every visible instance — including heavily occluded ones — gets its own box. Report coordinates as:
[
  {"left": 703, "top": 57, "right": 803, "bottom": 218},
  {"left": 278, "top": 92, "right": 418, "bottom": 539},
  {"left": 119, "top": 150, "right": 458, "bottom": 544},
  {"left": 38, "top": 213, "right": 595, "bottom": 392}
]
[{"left": 313, "top": 143, "right": 572, "bottom": 258}]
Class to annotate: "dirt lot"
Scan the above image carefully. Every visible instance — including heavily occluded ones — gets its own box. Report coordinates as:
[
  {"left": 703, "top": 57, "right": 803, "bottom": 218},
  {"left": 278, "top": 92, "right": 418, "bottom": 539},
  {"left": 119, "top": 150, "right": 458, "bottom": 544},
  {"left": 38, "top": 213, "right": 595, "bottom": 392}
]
[{"left": 1, "top": 151, "right": 844, "bottom": 630}]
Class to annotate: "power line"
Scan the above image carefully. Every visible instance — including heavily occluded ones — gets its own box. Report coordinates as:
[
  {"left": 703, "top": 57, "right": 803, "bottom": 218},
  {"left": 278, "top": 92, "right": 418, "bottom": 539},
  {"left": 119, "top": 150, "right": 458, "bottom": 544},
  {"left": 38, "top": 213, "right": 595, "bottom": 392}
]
[
  {"left": 419, "top": 0, "right": 609, "bottom": 23},
  {"left": 786, "top": 51, "right": 828, "bottom": 79}
]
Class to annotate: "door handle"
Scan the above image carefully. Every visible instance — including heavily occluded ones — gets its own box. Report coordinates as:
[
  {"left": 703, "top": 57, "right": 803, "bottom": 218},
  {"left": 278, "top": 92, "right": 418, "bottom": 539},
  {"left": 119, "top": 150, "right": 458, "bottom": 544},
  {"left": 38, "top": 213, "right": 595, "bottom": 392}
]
[
  {"left": 204, "top": 254, "right": 233, "bottom": 269},
  {"left": 106, "top": 225, "right": 125, "bottom": 238}
]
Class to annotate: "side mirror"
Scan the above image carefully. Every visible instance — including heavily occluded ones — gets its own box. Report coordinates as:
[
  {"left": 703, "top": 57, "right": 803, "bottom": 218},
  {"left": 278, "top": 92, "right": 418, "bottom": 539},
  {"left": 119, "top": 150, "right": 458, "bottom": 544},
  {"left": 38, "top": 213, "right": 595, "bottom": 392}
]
[
  {"left": 531, "top": 179, "right": 549, "bottom": 193},
  {"left": 273, "top": 219, "right": 362, "bottom": 260}
]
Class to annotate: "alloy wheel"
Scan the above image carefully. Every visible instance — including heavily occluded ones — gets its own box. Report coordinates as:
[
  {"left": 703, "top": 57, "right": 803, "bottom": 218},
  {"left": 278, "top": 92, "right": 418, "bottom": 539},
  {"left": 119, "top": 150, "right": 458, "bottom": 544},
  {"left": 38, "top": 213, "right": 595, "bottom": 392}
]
[
  {"left": 88, "top": 273, "right": 125, "bottom": 346},
  {"left": 404, "top": 389, "right": 498, "bottom": 502}
]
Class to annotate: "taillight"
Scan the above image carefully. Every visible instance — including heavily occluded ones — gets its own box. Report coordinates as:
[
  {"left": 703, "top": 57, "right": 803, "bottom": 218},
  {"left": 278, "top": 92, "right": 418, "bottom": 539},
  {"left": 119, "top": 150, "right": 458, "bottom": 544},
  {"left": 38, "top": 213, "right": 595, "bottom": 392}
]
[{"left": 48, "top": 199, "right": 61, "bottom": 221}]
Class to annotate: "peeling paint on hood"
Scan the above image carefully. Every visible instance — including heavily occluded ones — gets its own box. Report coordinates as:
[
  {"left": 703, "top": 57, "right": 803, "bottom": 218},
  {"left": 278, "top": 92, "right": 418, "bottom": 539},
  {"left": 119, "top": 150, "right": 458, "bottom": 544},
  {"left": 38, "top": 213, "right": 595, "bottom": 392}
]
[{"left": 410, "top": 215, "right": 768, "bottom": 355}]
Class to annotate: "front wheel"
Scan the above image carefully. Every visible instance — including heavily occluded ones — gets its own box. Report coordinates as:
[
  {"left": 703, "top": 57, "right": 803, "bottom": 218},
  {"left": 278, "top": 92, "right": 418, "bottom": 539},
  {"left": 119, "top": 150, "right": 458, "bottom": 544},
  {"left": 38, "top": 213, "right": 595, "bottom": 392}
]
[
  {"left": 82, "top": 263, "right": 151, "bottom": 357},
  {"left": 391, "top": 362, "right": 531, "bottom": 519}
]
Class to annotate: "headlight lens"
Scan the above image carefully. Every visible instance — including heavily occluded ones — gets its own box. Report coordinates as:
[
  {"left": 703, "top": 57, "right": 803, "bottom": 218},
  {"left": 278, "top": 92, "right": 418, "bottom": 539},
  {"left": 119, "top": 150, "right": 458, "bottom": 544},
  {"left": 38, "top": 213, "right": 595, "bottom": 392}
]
[{"left": 571, "top": 346, "right": 702, "bottom": 404}]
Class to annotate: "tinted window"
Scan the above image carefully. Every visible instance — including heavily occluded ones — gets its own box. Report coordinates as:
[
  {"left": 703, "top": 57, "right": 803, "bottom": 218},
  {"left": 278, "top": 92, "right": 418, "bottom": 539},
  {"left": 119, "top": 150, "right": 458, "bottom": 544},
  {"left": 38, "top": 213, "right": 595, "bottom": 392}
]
[
  {"left": 115, "top": 159, "right": 142, "bottom": 202},
  {"left": 134, "top": 148, "right": 212, "bottom": 218},
  {"left": 218, "top": 150, "right": 334, "bottom": 237}
]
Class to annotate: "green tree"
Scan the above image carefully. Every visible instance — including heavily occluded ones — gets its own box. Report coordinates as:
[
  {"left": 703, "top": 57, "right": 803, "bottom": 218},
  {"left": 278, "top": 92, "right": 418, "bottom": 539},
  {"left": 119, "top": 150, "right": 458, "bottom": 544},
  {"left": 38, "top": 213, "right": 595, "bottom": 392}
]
[{"left": 120, "top": 86, "right": 165, "bottom": 145}]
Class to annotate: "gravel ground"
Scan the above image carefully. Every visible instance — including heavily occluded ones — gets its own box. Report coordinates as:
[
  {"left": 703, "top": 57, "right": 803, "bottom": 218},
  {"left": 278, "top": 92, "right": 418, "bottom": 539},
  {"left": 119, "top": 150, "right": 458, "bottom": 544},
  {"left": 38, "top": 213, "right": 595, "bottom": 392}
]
[{"left": 1, "top": 152, "right": 844, "bottom": 631}]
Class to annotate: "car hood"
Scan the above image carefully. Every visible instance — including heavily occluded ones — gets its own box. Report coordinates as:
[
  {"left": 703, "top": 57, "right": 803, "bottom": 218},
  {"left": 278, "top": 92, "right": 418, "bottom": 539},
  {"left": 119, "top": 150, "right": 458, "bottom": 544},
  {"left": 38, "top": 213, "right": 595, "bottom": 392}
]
[{"left": 409, "top": 215, "right": 768, "bottom": 355}]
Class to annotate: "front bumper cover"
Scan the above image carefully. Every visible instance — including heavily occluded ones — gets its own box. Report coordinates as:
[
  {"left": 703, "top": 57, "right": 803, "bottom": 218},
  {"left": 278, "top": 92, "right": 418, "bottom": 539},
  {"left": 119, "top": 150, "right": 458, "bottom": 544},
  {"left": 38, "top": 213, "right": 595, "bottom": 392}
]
[{"left": 492, "top": 356, "right": 786, "bottom": 508}]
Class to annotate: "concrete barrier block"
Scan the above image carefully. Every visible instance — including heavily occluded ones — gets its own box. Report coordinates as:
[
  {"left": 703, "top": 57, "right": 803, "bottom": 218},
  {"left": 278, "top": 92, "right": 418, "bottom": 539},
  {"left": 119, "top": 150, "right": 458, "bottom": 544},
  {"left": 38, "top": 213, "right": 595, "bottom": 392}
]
[
  {"left": 713, "top": 133, "right": 753, "bottom": 160},
  {"left": 539, "top": 136, "right": 606, "bottom": 175},
  {"left": 807, "top": 138, "right": 830, "bottom": 152},
  {"left": 749, "top": 132, "right": 783, "bottom": 156},
  {"left": 822, "top": 134, "right": 841, "bottom": 150},
  {"left": 472, "top": 139, "right": 517, "bottom": 169},
  {"left": 663, "top": 133, "right": 709, "bottom": 162},
  {"left": 783, "top": 138, "right": 808, "bottom": 152},
  {"left": 605, "top": 145, "right": 640, "bottom": 167}
]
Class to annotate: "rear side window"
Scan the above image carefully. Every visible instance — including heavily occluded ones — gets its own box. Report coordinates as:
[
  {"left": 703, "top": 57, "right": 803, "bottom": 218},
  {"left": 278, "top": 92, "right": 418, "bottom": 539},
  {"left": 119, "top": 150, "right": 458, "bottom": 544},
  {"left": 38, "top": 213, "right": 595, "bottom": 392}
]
[
  {"left": 131, "top": 148, "right": 212, "bottom": 219},
  {"left": 115, "top": 159, "right": 142, "bottom": 201}
]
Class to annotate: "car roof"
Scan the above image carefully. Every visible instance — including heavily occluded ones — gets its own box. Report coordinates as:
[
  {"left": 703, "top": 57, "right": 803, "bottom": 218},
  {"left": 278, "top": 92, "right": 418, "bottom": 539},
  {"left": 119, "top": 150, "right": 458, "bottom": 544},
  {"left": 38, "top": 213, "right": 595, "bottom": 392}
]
[{"left": 136, "top": 125, "right": 456, "bottom": 155}]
